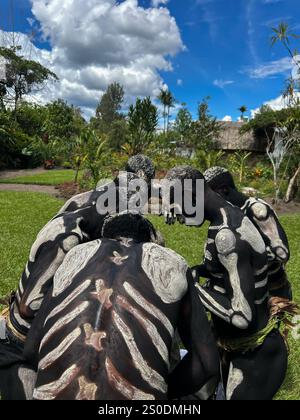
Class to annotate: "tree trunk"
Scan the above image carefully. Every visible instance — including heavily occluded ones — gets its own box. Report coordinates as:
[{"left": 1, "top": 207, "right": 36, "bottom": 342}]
[
  {"left": 284, "top": 165, "right": 300, "bottom": 203},
  {"left": 273, "top": 168, "right": 280, "bottom": 204},
  {"left": 167, "top": 106, "right": 170, "bottom": 133}
]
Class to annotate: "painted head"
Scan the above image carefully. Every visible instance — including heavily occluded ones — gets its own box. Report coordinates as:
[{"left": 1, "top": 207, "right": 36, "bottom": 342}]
[
  {"left": 125, "top": 155, "right": 155, "bottom": 186},
  {"left": 102, "top": 213, "right": 158, "bottom": 244},
  {"left": 163, "top": 166, "right": 205, "bottom": 227},
  {"left": 204, "top": 166, "right": 246, "bottom": 207},
  {"left": 204, "top": 168, "right": 289, "bottom": 262}
]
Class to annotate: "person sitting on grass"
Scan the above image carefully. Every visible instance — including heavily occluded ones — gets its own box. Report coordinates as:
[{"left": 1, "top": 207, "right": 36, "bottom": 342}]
[
  {"left": 1, "top": 213, "right": 219, "bottom": 400},
  {"left": 203, "top": 166, "right": 292, "bottom": 300},
  {"left": 163, "top": 166, "right": 291, "bottom": 400},
  {"left": 0, "top": 156, "right": 155, "bottom": 376}
]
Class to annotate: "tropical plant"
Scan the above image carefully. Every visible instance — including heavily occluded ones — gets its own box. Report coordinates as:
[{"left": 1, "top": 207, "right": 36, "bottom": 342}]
[
  {"left": 271, "top": 22, "right": 300, "bottom": 67},
  {"left": 81, "top": 129, "right": 108, "bottom": 187},
  {"left": 193, "top": 150, "right": 225, "bottom": 172}
]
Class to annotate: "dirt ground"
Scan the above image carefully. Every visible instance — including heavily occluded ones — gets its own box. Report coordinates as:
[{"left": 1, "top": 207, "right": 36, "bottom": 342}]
[
  {"left": 264, "top": 198, "right": 300, "bottom": 216},
  {"left": 0, "top": 183, "right": 60, "bottom": 197},
  {"left": 0, "top": 167, "right": 48, "bottom": 179}
]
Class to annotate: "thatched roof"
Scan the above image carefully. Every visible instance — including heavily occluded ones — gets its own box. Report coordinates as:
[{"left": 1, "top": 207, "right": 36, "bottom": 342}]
[{"left": 215, "top": 122, "right": 267, "bottom": 152}]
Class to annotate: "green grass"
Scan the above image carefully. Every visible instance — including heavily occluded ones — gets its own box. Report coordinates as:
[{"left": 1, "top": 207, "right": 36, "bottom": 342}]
[
  {"left": 0, "top": 169, "right": 81, "bottom": 186},
  {"left": 0, "top": 191, "right": 299, "bottom": 399},
  {"left": 0, "top": 192, "right": 63, "bottom": 295}
]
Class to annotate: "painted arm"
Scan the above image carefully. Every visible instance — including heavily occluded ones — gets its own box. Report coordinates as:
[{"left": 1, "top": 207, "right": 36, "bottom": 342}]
[
  {"left": 249, "top": 200, "right": 290, "bottom": 263},
  {"left": 168, "top": 270, "right": 219, "bottom": 399},
  {"left": 196, "top": 229, "right": 255, "bottom": 330},
  {"left": 9, "top": 214, "right": 87, "bottom": 337}
]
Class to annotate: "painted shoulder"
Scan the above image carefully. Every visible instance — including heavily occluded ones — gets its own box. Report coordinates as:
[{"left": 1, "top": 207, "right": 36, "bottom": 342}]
[
  {"left": 57, "top": 190, "right": 94, "bottom": 214},
  {"left": 141, "top": 243, "right": 188, "bottom": 304},
  {"left": 244, "top": 197, "right": 272, "bottom": 221},
  {"left": 215, "top": 229, "right": 236, "bottom": 256},
  {"left": 53, "top": 240, "right": 102, "bottom": 297}
]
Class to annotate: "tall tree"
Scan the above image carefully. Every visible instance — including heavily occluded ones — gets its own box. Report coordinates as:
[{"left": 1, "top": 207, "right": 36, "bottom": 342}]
[
  {"left": 127, "top": 97, "right": 158, "bottom": 154},
  {"left": 270, "top": 22, "right": 300, "bottom": 201},
  {"left": 0, "top": 46, "right": 58, "bottom": 112},
  {"left": 95, "top": 82, "right": 124, "bottom": 132},
  {"left": 157, "top": 88, "right": 176, "bottom": 133},
  {"left": 271, "top": 22, "right": 300, "bottom": 69},
  {"left": 191, "top": 97, "right": 222, "bottom": 150},
  {"left": 174, "top": 105, "right": 193, "bottom": 144}
]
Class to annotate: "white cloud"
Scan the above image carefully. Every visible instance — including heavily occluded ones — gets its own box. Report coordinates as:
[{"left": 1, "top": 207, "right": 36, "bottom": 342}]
[
  {"left": 222, "top": 115, "right": 232, "bottom": 122},
  {"left": 251, "top": 92, "right": 300, "bottom": 117},
  {"left": 213, "top": 79, "right": 234, "bottom": 88},
  {"left": 1, "top": 0, "right": 184, "bottom": 118},
  {"left": 151, "top": 0, "right": 170, "bottom": 7},
  {"left": 177, "top": 79, "right": 183, "bottom": 86},
  {"left": 246, "top": 57, "right": 293, "bottom": 79},
  {"left": 263, "top": 0, "right": 283, "bottom": 4}
]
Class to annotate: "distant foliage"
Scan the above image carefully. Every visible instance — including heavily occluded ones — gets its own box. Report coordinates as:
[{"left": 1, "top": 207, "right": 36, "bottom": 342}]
[
  {"left": 126, "top": 97, "right": 158, "bottom": 155},
  {"left": 190, "top": 97, "right": 223, "bottom": 150},
  {"left": 0, "top": 46, "right": 58, "bottom": 111}
]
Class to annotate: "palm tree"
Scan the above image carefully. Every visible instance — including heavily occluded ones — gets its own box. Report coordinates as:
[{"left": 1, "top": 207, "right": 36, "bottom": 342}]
[
  {"left": 271, "top": 22, "right": 300, "bottom": 71},
  {"left": 157, "top": 88, "right": 176, "bottom": 133},
  {"left": 238, "top": 105, "right": 248, "bottom": 120}
]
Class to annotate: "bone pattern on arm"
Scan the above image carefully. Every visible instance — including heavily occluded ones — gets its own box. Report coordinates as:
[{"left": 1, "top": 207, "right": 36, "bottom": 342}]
[
  {"left": 196, "top": 228, "right": 255, "bottom": 330},
  {"left": 245, "top": 198, "right": 290, "bottom": 263},
  {"left": 10, "top": 212, "right": 90, "bottom": 335}
]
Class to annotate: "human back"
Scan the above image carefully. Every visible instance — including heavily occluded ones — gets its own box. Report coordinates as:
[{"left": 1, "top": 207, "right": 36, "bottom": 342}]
[{"left": 31, "top": 214, "right": 217, "bottom": 400}]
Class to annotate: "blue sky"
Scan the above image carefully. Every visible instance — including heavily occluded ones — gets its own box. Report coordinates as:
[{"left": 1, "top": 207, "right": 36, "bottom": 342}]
[{"left": 0, "top": 0, "right": 299, "bottom": 121}]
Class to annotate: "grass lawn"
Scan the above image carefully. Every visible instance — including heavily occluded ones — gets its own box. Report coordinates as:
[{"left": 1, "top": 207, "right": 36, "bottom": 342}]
[
  {"left": 0, "top": 191, "right": 299, "bottom": 399},
  {"left": 0, "top": 169, "right": 81, "bottom": 186}
]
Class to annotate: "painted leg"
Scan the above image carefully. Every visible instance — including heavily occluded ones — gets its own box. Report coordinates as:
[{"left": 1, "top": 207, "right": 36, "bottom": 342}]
[
  {"left": 226, "top": 329, "right": 288, "bottom": 400},
  {"left": 0, "top": 363, "right": 36, "bottom": 400}
]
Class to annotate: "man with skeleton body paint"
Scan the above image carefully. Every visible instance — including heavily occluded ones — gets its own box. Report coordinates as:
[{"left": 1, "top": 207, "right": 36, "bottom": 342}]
[
  {"left": 164, "top": 166, "right": 288, "bottom": 400},
  {"left": 203, "top": 167, "right": 292, "bottom": 300},
  {"left": 4, "top": 214, "right": 219, "bottom": 400},
  {"left": 0, "top": 156, "right": 155, "bottom": 380}
]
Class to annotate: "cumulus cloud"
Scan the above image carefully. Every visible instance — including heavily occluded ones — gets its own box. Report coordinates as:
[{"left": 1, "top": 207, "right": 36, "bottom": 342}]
[
  {"left": 222, "top": 115, "right": 232, "bottom": 122},
  {"left": 152, "top": 0, "right": 170, "bottom": 7},
  {"left": 251, "top": 92, "right": 300, "bottom": 117},
  {"left": 2, "top": 0, "right": 184, "bottom": 118}
]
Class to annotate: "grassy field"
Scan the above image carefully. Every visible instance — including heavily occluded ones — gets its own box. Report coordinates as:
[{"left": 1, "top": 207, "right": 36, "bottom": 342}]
[
  {"left": 0, "top": 169, "right": 81, "bottom": 186},
  {"left": 0, "top": 190, "right": 299, "bottom": 399}
]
